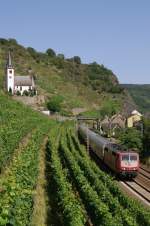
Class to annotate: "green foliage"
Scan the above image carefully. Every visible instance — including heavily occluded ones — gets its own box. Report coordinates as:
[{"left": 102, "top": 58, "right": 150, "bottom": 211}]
[
  {"left": 80, "top": 110, "right": 101, "bottom": 118},
  {"left": 67, "top": 130, "right": 137, "bottom": 226},
  {"left": 47, "top": 95, "right": 64, "bottom": 112},
  {"left": 100, "top": 99, "right": 121, "bottom": 117},
  {"left": 57, "top": 53, "right": 65, "bottom": 59},
  {"left": 0, "top": 99, "right": 149, "bottom": 226},
  {"left": 118, "top": 128, "right": 143, "bottom": 151},
  {"left": 73, "top": 56, "right": 81, "bottom": 64},
  {"left": 0, "top": 38, "right": 8, "bottom": 45},
  {"left": 143, "top": 118, "right": 150, "bottom": 155},
  {"left": 8, "top": 38, "right": 18, "bottom": 45},
  {"left": 0, "top": 91, "right": 55, "bottom": 225},
  {"left": 122, "top": 84, "right": 150, "bottom": 113},
  {"left": 0, "top": 38, "right": 125, "bottom": 115},
  {"left": 47, "top": 127, "right": 86, "bottom": 226},
  {"left": 86, "top": 62, "right": 122, "bottom": 94},
  {"left": 16, "top": 90, "right": 21, "bottom": 96},
  {"left": 46, "top": 48, "right": 56, "bottom": 57},
  {"left": 27, "top": 47, "right": 37, "bottom": 59},
  {"left": 68, "top": 124, "right": 150, "bottom": 226},
  {"left": 0, "top": 123, "right": 53, "bottom": 226},
  {"left": 59, "top": 130, "right": 116, "bottom": 225},
  {"left": 22, "top": 90, "right": 29, "bottom": 96},
  {"left": 8, "top": 87, "right": 12, "bottom": 95},
  {"left": 0, "top": 91, "right": 49, "bottom": 171}
]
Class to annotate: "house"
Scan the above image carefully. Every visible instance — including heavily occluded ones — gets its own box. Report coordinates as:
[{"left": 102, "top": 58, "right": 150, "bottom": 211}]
[
  {"left": 6, "top": 52, "right": 35, "bottom": 95},
  {"left": 127, "top": 110, "right": 142, "bottom": 128},
  {"left": 100, "top": 114, "right": 126, "bottom": 136}
]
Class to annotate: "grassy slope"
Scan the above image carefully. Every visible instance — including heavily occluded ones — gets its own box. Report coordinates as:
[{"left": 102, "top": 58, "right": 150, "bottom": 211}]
[
  {"left": 0, "top": 38, "right": 127, "bottom": 116},
  {"left": 122, "top": 84, "right": 150, "bottom": 113},
  {"left": 0, "top": 89, "right": 52, "bottom": 170}
]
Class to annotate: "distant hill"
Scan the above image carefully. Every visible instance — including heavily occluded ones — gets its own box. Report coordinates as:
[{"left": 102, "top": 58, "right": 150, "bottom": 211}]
[
  {"left": 0, "top": 38, "right": 134, "bottom": 116},
  {"left": 122, "top": 84, "right": 150, "bottom": 114}
]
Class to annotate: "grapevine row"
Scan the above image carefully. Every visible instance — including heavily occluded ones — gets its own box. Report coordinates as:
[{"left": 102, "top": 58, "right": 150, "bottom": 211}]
[
  {"left": 47, "top": 126, "right": 86, "bottom": 226},
  {"left": 60, "top": 127, "right": 119, "bottom": 226},
  {"left": 0, "top": 122, "right": 52, "bottom": 226},
  {"left": 67, "top": 129, "right": 136, "bottom": 226},
  {"left": 69, "top": 125, "right": 150, "bottom": 226},
  {"left": 0, "top": 94, "right": 47, "bottom": 171}
]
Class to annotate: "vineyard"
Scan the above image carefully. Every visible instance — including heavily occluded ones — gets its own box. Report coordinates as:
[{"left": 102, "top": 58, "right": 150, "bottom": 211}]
[
  {"left": 46, "top": 123, "right": 150, "bottom": 226},
  {"left": 0, "top": 93, "right": 150, "bottom": 225}
]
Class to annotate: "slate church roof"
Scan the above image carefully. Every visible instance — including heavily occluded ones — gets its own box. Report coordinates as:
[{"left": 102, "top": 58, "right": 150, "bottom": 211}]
[{"left": 14, "top": 76, "right": 34, "bottom": 86}]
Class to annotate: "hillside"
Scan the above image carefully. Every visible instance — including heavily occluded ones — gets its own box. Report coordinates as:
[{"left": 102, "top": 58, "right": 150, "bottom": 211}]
[
  {"left": 0, "top": 39, "right": 150, "bottom": 225},
  {"left": 0, "top": 38, "right": 131, "bottom": 116},
  {"left": 122, "top": 84, "right": 150, "bottom": 114},
  {"left": 0, "top": 93, "right": 149, "bottom": 225}
]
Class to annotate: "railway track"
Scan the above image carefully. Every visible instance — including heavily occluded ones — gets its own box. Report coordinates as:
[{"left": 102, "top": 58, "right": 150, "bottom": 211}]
[
  {"left": 120, "top": 167, "right": 150, "bottom": 207},
  {"left": 120, "top": 180, "right": 150, "bottom": 207},
  {"left": 135, "top": 167, "right": 150, "bottom": 191},
  {"left": 140, "top": 164, "right": 150, "bottom": 174},
  {"left": 139, "top": 167, "right": 150, "bottom": 180}
]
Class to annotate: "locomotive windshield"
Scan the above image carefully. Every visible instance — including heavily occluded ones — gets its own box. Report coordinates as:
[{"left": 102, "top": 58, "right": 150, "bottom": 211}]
[
  {"left": 130, "top": 155, "right": 137, "bottom": 161},
  {"left": 122, "top": 155, "right": 129, "bottom": 161},
  {"left": 121, "top": 155, "right": 137, "bottom": 161}
]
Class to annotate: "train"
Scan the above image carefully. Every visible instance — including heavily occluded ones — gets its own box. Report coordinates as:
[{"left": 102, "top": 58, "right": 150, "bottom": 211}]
[{"left": 78, "top": 124, "right": 139, "bottom": 178}]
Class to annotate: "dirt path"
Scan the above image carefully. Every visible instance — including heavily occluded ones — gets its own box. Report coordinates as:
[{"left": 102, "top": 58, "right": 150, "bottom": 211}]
[{"left": 31, "top": 136, "right": 48, "bottom": 226}]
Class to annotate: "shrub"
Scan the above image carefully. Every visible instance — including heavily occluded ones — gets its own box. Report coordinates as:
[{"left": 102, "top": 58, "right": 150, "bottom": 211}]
[
  {"left": 0, "top": 38, "right": 8, "bottom": 45},
  {"left": 47, "top": 95, "right": 64, "bottom": 112},
  {"left": 73, "top": 56, "right": 81, "bottom": 64},
  {"left": 100, "top": 100, "right": 121, "bottom": 117},
  {"left": 46, "top": 48, "right": 56, "bottom": 57},
  {"left": 57, "top": 54, "right": 65, "bottom": 60},
  {"left": 16, "top": 90, "right": 21, "bottom": 96},
  {"left": 8, "top": 87, "right": 12, "bottom": 95},
  {"left": 118, "top": 128, "right": 143, "bottom": 151},
  {"left": 23, "top": 90, "right": 29, "bottom": 96}
]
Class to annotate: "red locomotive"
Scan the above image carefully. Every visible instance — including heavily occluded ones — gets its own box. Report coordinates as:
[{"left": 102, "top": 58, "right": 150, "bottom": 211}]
[{"left": 78, "top": 124, "right": 139, "bottom": 178}]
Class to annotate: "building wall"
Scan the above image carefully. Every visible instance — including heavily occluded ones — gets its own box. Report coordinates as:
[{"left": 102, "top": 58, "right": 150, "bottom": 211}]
[
  {"left": 42, "top": 110, "right": 50, "bottom": 116},
  {"left": 7, "top": 68, "right": 14, "bottom": 94},
  {"left": 127, "top": 115, "right": 141, "bottom": 127},
  {"left": 14, "top": 85, "right": 33, "bottom": 95}
]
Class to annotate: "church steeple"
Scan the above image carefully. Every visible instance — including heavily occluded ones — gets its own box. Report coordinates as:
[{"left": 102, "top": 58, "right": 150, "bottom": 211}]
[
  {"left": 7, "top": 51, "right": 13, "bottom": 68},
  {"left": 6, "top": 51, "right": 14, "bottom": 94}
]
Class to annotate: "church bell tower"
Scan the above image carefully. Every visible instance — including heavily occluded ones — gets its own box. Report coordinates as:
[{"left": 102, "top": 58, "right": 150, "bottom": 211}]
[{"left": 6, "top": 51, "right": 14, "bottom": 94}]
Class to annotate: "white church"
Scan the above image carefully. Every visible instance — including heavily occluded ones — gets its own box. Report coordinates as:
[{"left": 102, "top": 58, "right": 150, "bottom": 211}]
[{"left": 6, "top": 52, "right": 35, "bottom": 95}]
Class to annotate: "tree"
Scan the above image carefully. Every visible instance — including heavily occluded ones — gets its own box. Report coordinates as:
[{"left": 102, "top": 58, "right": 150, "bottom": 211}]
[
  {"left": 47, "top": 95, "right": 64, "bottom": 112},
  {"left": 57, "top": 53, "right": 65, "bottom": 60},
  {"left": 27, "top": 47, "right": 37, "bottom": 59},
  {"left": 8, "top": 38, "right": 18, "bottom": 45},
  {"left": 143, "top": 119, "right": 150, "bottom": 155},
  {"left": 46, "top": 48, "right": 56, "bottom": 57},
  {"left": 118, "top": 128, "right": 143, "bottom": 151},
  {"left": 100, "top": 100, "right": 121, "bottom": 118},
  {"left": 0, "top": 38, "right": 8, "bottom": 45},
  {"left": 73, "top": 56, "right": 81, "bottom": 64},
  {"left": 16, "top": 90, "right": 21, "bottom": 96},
  {"left": 23, "top": 90, "right": 29, "bottom": 96}
]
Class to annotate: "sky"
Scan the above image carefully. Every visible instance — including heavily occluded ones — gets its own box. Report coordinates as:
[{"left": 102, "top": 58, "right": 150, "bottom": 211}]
[{"left": 0, "top": 0, "right": 150, "bottom": 84}]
